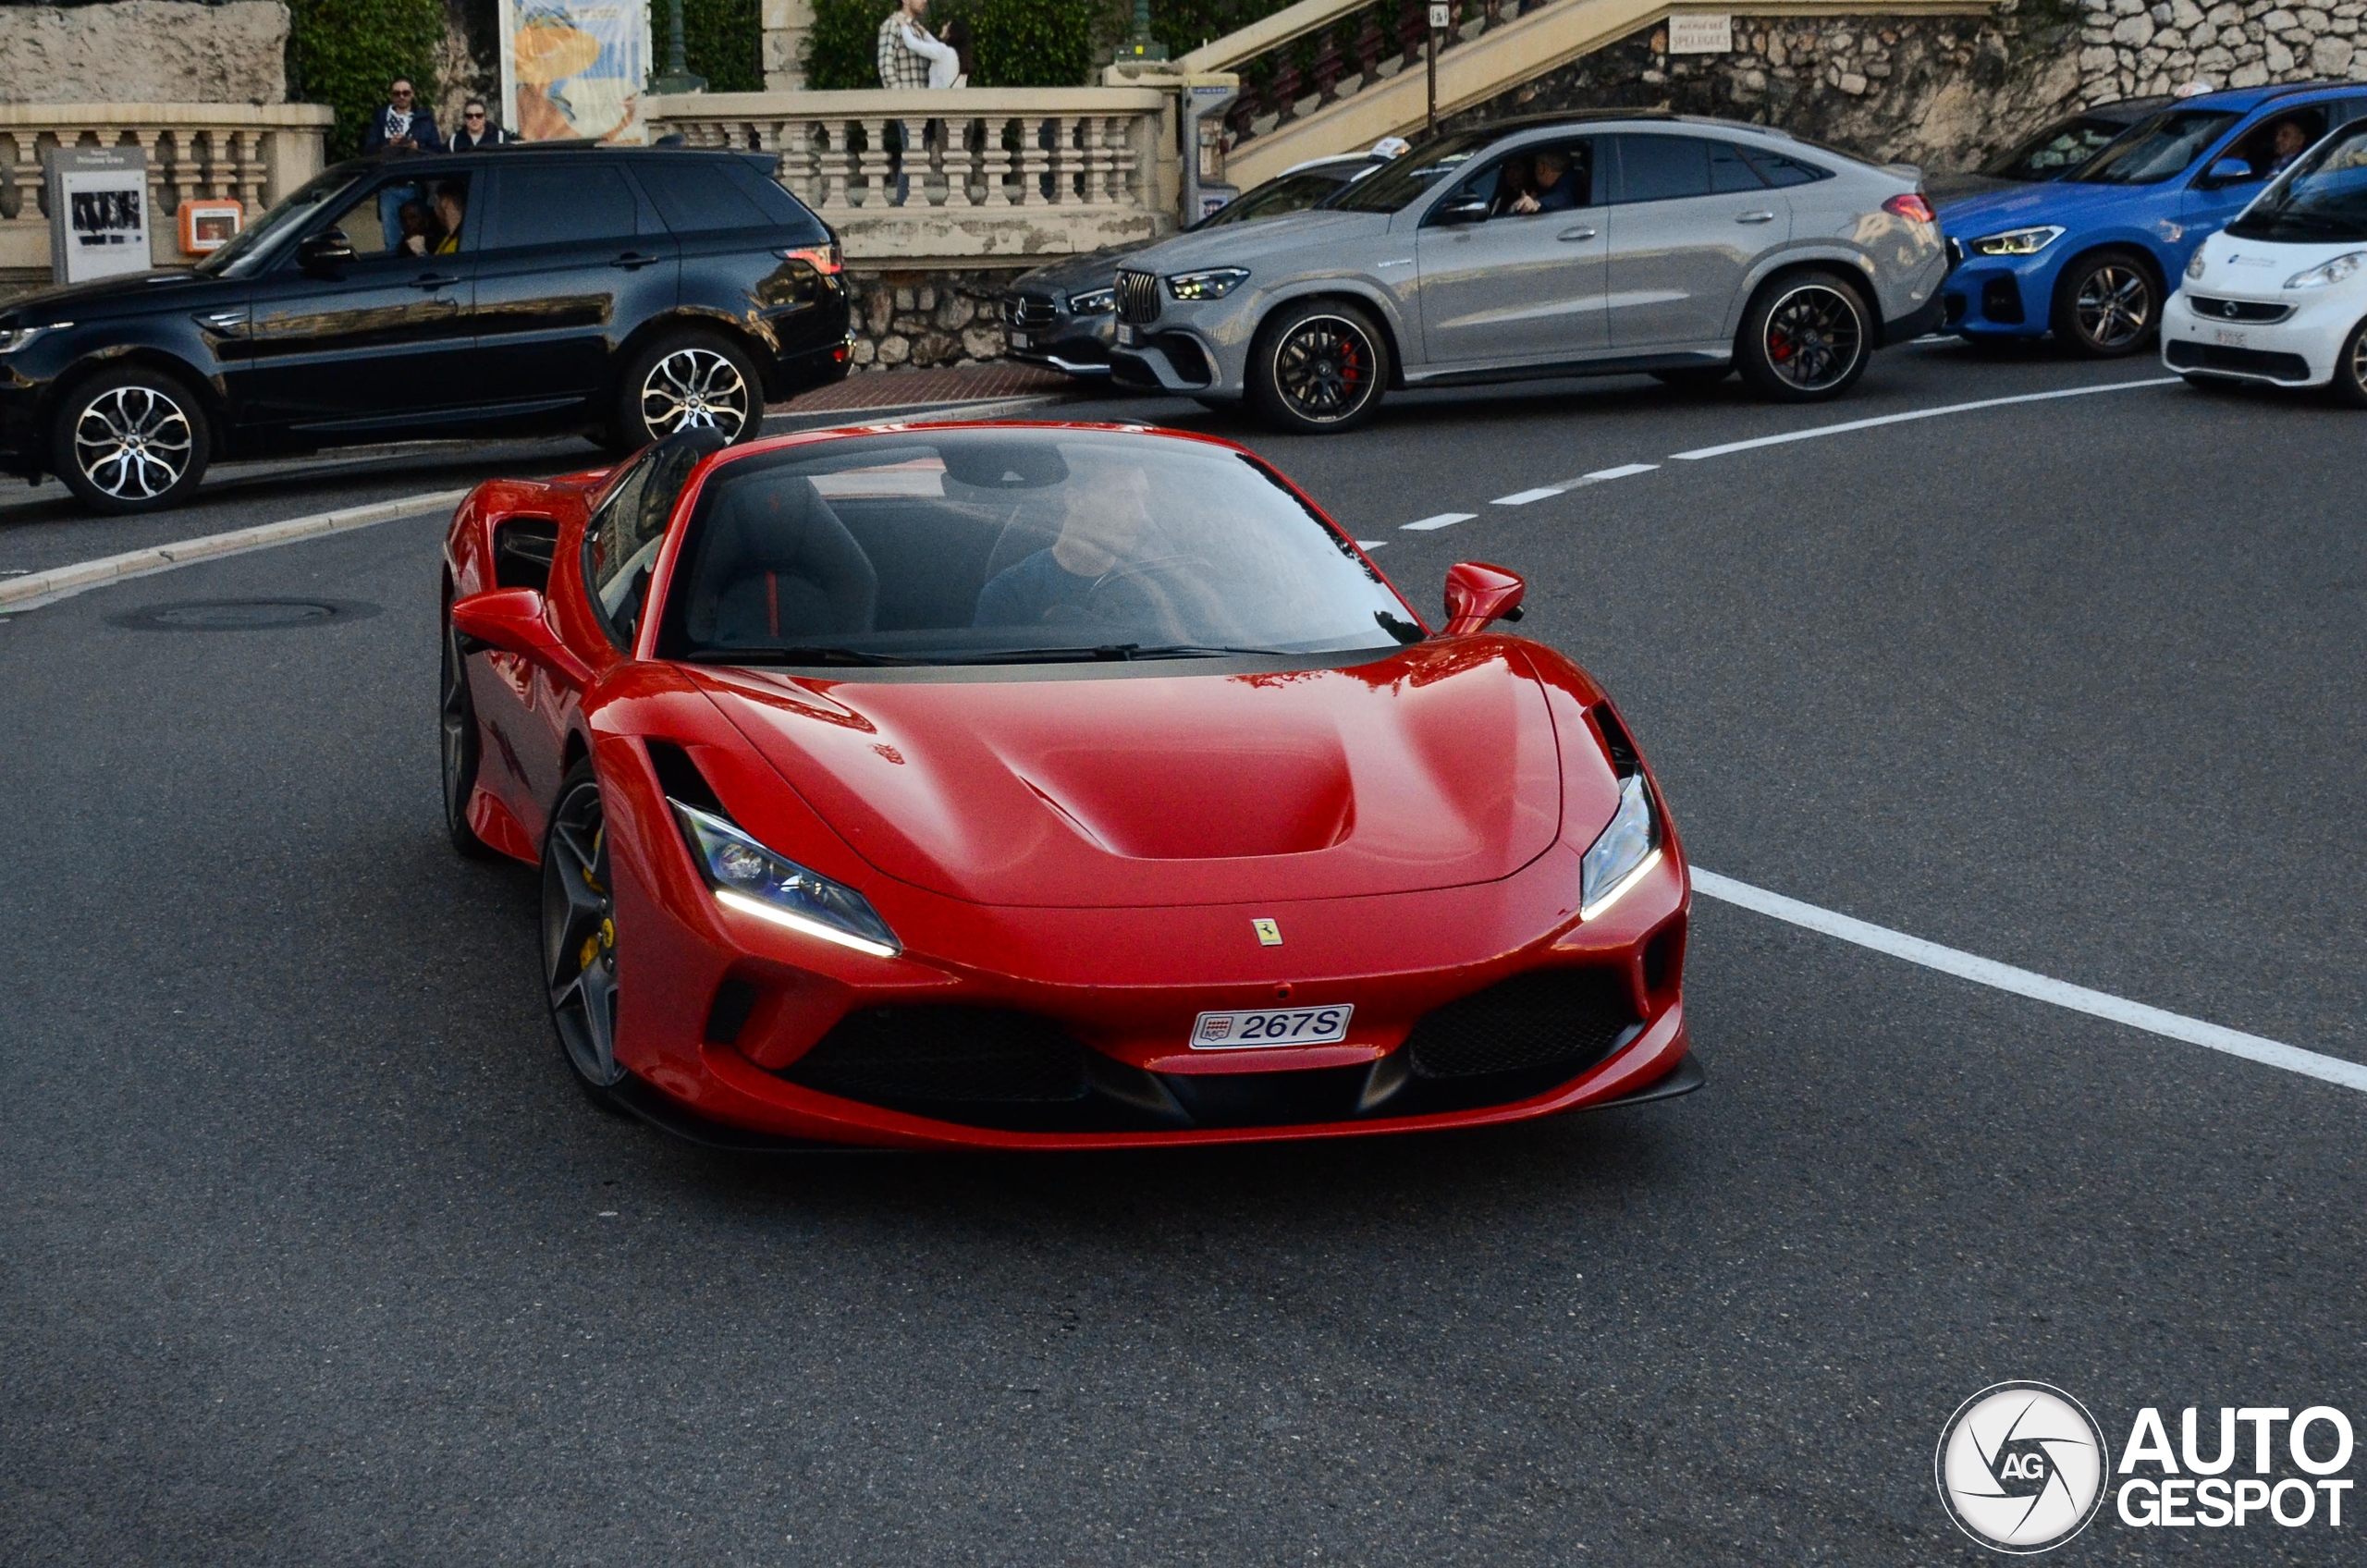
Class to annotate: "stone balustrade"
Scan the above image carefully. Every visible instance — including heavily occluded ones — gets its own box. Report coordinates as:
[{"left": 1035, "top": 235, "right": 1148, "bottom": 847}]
[
  {"left": 644, "top": 89, "right": 1178, "bottom": 269},
  {"left": 0, "top": 102, "right": 332, "bottom": 281}
]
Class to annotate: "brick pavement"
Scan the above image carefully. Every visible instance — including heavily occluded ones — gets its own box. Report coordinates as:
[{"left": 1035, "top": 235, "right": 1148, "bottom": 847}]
[{"left": 776, "top": 362, "right": 1076, "bottom": 414}]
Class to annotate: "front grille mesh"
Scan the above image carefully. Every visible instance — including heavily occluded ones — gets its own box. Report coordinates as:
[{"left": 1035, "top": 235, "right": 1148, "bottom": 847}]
[
  {"left": 784, "top": 1007, "right": 1088, "bottom": 1105},
  {"left": 1115, "top": 269, "right": 1161, "bottom": 325},
  {"left": 2165, "top": 339, "right": 2311, "bottom": 381},
  {"left": 1403, "top": 969, "right": 1637, "bottom": 1081},
  {"left": 2186, "top": 295, "right": 2293, "bottom": 324}
]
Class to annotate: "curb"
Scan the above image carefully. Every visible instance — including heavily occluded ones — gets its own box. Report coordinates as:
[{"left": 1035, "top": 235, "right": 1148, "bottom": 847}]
[{"left": 0, "top": 488, "right": 469, "bottom": 614}]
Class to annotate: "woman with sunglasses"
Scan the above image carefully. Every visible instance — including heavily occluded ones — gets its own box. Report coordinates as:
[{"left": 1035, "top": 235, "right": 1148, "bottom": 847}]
[{"left": 448, "top": 99, "right": 510, "bottom": 152}]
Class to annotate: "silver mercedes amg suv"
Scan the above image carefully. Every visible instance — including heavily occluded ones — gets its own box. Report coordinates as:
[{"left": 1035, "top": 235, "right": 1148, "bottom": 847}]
[{"left": 1108, "top": 110, "right": 1949, "bottom": 432}]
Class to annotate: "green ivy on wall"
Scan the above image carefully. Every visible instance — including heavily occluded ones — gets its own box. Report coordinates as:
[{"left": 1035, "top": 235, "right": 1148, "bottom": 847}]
[
  {"left": 680, "top": 0, "right": 766, "bottom": 93},
  {"left": 287, "top": 0, "right": 448, "bottom": 162}
]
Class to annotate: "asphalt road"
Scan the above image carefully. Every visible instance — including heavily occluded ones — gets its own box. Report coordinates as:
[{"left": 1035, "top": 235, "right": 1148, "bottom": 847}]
[{"left": 4, "top": 341, "right": 2361, "bottom": 1565}]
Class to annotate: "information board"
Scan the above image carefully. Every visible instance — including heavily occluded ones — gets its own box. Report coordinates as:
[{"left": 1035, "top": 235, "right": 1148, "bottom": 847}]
[{"left": 45, "top": 147, "right": 153, "bottom": 285}]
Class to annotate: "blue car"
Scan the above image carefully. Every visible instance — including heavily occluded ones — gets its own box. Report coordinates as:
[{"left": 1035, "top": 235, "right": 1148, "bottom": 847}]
[{"left": 1938, "top": 81, "right": 2367, "bottom": 356}]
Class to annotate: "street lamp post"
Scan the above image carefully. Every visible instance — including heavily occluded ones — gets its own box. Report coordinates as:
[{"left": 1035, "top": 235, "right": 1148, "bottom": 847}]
[
  {"left": 651, "top": 0, "right": 708, "bottom": 95},
  {"left": 1113, "top": 0, "right": 1168, "bottom": 63}
]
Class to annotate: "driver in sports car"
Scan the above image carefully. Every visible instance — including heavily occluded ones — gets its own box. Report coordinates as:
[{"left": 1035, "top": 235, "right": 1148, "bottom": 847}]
[{"left": 971, "top": 450, "right": 1158, "bottom": 625}]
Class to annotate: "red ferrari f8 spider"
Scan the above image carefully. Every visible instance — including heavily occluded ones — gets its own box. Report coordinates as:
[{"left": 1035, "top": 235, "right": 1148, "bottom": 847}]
[{"left": 441, "top": 422, "right": 1696, "bottom": 1148}]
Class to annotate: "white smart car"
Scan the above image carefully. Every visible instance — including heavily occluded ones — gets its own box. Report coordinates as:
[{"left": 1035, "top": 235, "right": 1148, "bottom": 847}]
[{"left": 2165, "top": 116, "right": 2367, "bottom": 401}]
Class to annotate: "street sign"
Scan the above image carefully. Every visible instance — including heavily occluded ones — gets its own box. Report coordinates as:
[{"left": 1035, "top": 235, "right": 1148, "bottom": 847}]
[
  {"left": 1429, "top": 3, "right": 1451, "bottom": 29},
  {"left": 45, "top": 147, "right": 152, "bottom": 286},
  {"left": 1667, "top": 14, "right": 1735, "bottom": 54}
]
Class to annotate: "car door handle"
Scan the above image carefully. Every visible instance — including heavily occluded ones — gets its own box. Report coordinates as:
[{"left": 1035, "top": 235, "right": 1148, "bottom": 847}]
[
  {"left": 610, "top": 252, "right": 662, "bottom": 270},
  {"left": 1735, "top": 210, "right": 1777, "bottom": 225},
  {"left": 410, "top": 273, "right": 462, "bottom": 289},
  {"left": 1556, "top": 225, "right": 1598, "bottom": 242}
]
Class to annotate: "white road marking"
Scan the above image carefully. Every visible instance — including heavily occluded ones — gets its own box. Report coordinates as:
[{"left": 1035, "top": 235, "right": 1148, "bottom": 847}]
[
  {"left": 1668, "top": 378, "right": 2179, "bottom": 461},
  {"left": 1355, "top": 539, "right": 1388, "bottom": 549},
  {"left": 1583, "top": 462, "right": 1660, "bottom": 481},
  {"left": 0, "top": 489, "right": 467, "bottom": 613},
  {"left": 1692, "top": 868, "right": 2367, "bottom": 1095},
  {"left": 1493, "top": 486, "right": 1565, "bottom": 506},
  {"left": 1401, "top": 511, "right": 1478, "bottom": 532}
]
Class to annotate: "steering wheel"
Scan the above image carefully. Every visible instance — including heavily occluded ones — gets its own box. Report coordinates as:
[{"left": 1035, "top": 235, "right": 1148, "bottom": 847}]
[{"left": 1080, "top": 553, "right": 1219, "bottom": 631}]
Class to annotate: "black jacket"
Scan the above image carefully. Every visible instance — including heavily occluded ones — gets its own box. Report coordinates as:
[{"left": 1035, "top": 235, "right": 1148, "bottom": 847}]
[
  {"left": 448, "top": 126, "right": 510, "bottom": 152},
  {"left": 362, "top": 104, "right": 444, "bottom": 154}
]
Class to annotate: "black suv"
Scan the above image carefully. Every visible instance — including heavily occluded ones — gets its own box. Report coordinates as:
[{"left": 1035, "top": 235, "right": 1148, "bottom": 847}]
[{"left": 0, "top": 145, "right": 852, "bottom": 512}]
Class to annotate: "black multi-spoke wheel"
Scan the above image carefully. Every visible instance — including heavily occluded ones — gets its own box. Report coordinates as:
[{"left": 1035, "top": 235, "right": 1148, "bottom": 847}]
[
  {"left": 1738, "top": 276, "right": 1870, "bottom": 401},
  {"left": 50, "top": 368, "right": 212, "bottom": 513},
  {"left": 2053, "top": 250, "right": 2157, "bottom": 358},
  {"left": 542, "top": 765, "right": 627, "bottom": 1104},
  {"left": 611, "top": 331, "right": 765, "bottom": 452},
  {"left": 1249, "top": 300, "right": 1390, "bottom": 433},
  {"left": 440, "top": 608, "right": 495, "bottom": 858}
]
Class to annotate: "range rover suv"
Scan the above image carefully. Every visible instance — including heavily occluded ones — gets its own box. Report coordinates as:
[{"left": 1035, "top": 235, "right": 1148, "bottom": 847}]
[{"left": 0, "top": 144, "right": 852, "bottom": 512}]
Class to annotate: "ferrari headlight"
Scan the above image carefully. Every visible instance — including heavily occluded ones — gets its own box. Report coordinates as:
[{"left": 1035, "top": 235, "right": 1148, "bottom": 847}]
[
  {"left": 1066, "top": 286, "right": 1114, "bottom": 314},
  {"left": 1968, "top": 226, "right": 2064, "bottom": 257},
  {"left": 1579, "top": 774, "right": 1661, "bottom": 921},
  {"left": 670, "top": 801, "right": 900, "bottom": 957},
  {"left": 2186, "top": 248, "right": 2209, "bottom": 281},
  {"left": 1165, "top": 267, "right": 1250, "bottom": 301},
  {"left": 2285, "top": 250, "right": 2367, "bottom": 289}
]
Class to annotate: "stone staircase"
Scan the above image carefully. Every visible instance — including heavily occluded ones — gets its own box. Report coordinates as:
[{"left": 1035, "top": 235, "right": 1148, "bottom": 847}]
[{"left": 1191, "top": 0, "right": 1995, "bottom": 190}]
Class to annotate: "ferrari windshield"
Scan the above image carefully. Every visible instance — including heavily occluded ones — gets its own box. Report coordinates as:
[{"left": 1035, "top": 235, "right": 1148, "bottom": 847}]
[
  {"left": 654, "top": 430, "right": 1422, "bottom": 666},
  {"left": 2226, "top": 119, "right": 2367, "bottom": 241}
]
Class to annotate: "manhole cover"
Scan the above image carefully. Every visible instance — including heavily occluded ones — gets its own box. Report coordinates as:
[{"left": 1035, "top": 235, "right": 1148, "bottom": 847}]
[{"left": 112, "top": 598, "right": 381, "bottom": 631}]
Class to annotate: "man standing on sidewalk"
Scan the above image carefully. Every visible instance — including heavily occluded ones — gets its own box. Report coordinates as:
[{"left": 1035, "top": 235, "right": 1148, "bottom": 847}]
[
  {"left": 362, "top": 79, "right": 442, "bottom": 246},
  {"left": 877, "top": 0, "right": 938, "bottom": 202}
]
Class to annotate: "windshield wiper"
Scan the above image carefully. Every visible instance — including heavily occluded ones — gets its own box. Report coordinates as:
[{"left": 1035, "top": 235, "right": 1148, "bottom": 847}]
[{"left": 686, "top": 645, "right": 919, "bottom": 666}]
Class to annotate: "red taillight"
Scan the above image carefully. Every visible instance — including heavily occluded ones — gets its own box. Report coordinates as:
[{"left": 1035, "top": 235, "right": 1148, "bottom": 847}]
[
  {"left": 780, "top": 243, "right": 843, "bottom": 276},
  {"left": 1883, "top": 193, "right": 1937, "bottom": 225}
]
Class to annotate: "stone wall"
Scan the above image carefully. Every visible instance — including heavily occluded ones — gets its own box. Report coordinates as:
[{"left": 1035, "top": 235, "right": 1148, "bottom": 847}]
[
  {"left": 1444, "top": 1, "right": 2090, "bottom": 173},
  {"left": 2077, "top": 0, "right": 2367, "bottom": 97},
  {"left": 846, "top": 266, "right": 1016, "bottom": 369},
  {"left": 0, "top": 1, "right": 291, "bottom": 106}
]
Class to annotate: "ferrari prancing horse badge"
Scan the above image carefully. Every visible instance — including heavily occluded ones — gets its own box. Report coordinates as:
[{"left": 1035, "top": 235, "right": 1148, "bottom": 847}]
[{"left": 1252, "top": 918, "right": 1282, "bottom": 946}]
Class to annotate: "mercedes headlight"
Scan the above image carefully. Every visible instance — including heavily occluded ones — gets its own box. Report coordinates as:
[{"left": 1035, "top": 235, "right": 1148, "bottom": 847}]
[
  {"left": 1066, "top": 286, "right": 1113, "bottom": 314},
  {"left": 2186, "top": 248, "right": 2209, "bottom": 281},
  {"left": 1579, "top": 774, "right": 1662, "bottom": 921},
  {"left": 1166, "top": 267, "right": 1250, "bottom": 301},
  {"left": 1968, "top": 226, "right": 2065, "bottom": 257},
  {"left": 2285, "top": 250, "right": 2367, "bottom": 289},
  {"left": 671, "top": 801, "right": 900, "bottom": 957}
]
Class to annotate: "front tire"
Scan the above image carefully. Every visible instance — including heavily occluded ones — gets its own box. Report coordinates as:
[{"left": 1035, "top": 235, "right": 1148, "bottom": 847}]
[
  {"left": 2328, "top": 316, "right": 2367, "bottom": 407},
  {"left": 542, "top": 762, "right": 628, "bottom": 1108},
  {"left": 1247, "top": 300, "right": 1390, "bottom": 434},
  {"left": 51, "top": 367, "right": 212, "bottom": 513},
  {"left": 1735, "top": 272, "right": 1870, "bottom": 401},
  {"left": 611, "top": 329, "right": 766, "bottom": 453},
  {"left": 2052, "top": 249, "right": 2158, "bottom": 358}
]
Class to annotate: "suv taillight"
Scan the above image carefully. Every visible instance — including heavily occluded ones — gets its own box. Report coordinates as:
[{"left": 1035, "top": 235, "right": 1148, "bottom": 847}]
[
  {"left": 779, "top": 244, "right": 843, "bottom": 275},
  {"left": 1883, "top": 193, "right": 1937, "bottom": 225}
]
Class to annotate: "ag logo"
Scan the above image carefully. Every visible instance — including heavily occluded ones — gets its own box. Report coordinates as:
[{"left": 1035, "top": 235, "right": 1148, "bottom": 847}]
[{"left": 1936, "top": 1382, "right": 2110, "bottom": 1554}]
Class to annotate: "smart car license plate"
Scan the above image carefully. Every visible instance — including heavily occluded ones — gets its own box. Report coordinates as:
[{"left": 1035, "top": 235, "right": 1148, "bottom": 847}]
[
  {"left": 2214, "top": 328, "right": 2250, "bottom": 348},
  {"left": 1009, "top": 331, "right": 1030, "bottom": 349},
  {"left": 1117, "top": 324, "right": 1139, "bottom": 346},
  {"left": 1191, "top": 1004, "right": 1353, "bottom": 1049}
]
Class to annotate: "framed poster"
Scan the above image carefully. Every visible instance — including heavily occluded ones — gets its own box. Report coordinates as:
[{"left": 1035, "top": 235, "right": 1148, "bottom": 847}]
[
  {"left": 498, "top": 1, "right": 654, "bottom": 144},
  {"left": 45, "top": 147, "right": 153, "bottom": 285}
]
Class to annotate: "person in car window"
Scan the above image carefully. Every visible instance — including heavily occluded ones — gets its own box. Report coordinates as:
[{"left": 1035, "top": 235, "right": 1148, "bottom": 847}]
[
  {"left": 2268, "top": 119, "right": 2313, "bottom": 175},
  {"left": 396, "top": 199, "right": 436, "bottom": 256},
  {"left": 1512, "top": 148, "right": 1579, "bottom": 214},
  {"left": 974, "top": 458, "right": 1158, "bottom": 626},
  {"left": 429, "top": 181, "right": 467, "bottom": 253}
]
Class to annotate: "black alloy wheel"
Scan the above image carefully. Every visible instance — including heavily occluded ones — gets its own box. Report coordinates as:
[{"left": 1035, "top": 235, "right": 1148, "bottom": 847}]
[
  {"left": 612, "top": 331, "right": 765, "bottom": 451},
  {"left": 2054, "top": 250, "right": 2157, "bottom": 358},
  {"left": 439, "top": 609, "right": 494, "bottom": 858},
  {"left": 51, "top": 367, "right": 212, "bottom": 513},
  {"left": 2331, "top": 315, "right": 2367, "bottom": 407},
  {"left": 1737, "top": 273, "right": 1870, "bottom": 401},
  {"left": 1250, "top": 300, "right": 1390, "bottom": 434},
  {"left": 543, "top": 764, "right": 628, "bottom": 1104}
]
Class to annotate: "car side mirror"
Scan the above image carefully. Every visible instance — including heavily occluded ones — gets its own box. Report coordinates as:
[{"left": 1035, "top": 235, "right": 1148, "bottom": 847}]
[
  {"left": 450, "top": 587, "right": 594, "bottom": 682},
  {"left": 1442, "top": 561, "right": 1526, "bottom": 635},
  {"left": 2203, "top": 157, "right": 2256, "bottom": 186},
  {"left": 297, "top": 228, "right": 355, "bottom": 273},
  {"left": 1435, "top": 198, "right": 1490, "bottom": 226}
]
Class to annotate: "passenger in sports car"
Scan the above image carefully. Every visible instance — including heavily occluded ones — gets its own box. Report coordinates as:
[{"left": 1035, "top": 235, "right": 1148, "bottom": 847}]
[{"left": 971, "top": 450, "right": 1159, "bottom": 625}]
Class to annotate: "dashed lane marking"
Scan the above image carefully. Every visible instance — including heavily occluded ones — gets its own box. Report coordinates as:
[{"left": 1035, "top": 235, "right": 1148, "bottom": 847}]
[
  {"left": 1401, "top": 511, "right": 1478, "bottom": 532},
  {"left": 1693, "top": 868, "right": 2367, "bottom": 1095},
  {"left": 1582, "top": 462, "right": 1661, "bottom": 481},
  {"left": 1355, "top": 539, "right": 1388, "bottom": 549},
  {"left": 1493, "top": 486, "right": 1565, "bottom": 507},
  {"left": 1667, "top": 378, "right": 2179, "bottom": 462}
]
